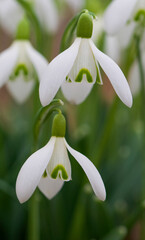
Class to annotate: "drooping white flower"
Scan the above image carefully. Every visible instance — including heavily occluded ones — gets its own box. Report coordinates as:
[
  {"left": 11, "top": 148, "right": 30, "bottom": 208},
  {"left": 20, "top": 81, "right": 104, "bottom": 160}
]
[
  {"left": 16, "top": 113, "right": 106, "bottom": 203},
  {"left": 0, "top": 0, "right": 59, "bottom": 35},
  {"left": 0, "top": 40, "right": 48, "bottom": 103},
  {"left": 40, "top": 12, "right": 132, "bottom": 107},
  {"left": 129, "top": 34, "right": 145, "bottom": 95},
  {"left": 104, "top": 0, "right": 145, "bottom": 35},
  {"left": 0, "top": 0, "right": 24, "bottom": 35}
]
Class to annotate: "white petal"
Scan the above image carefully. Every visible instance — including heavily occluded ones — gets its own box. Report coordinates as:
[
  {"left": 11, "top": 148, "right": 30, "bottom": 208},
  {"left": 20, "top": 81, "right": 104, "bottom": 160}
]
[
  {"left": 104, "top": 0, "right": 138, "bottom": 35},
  {"left": 90, "top": 40, "right": 133, "bottom": 107},
  {"left": 61, "top": 80, "right": 94, "bottom": 104},
  {"left": 0, "top": 43, "right": 19, "bottom": 87},
  {"left": 47, "top": 138, "right": 71, "bottom": 181},
  {"left": 65, "top": 140, "right": 106, "bottom": 201},
  {"left": 26, "top": 42, "right": 48, "bottom": 81},
  {"left": 0, "top": 0, "right": 24, "bottom": 35},
  {"left": 34, "top": 0, "right": 59, "bottom": 33},
  {"left": 38, "top": 175, "right": 64, "bottom": 199},
  {"left": 16, "top": 137, "right": 56, "bottom": 203},
  {"left": 6, "top": 73, "right": 35, "bottom": 104},
  {"left": 69, "top": 39, "right": 97, "bottom": 83},
  {"left": 39, "top": 38, "right": 81, "bottom": 106}
]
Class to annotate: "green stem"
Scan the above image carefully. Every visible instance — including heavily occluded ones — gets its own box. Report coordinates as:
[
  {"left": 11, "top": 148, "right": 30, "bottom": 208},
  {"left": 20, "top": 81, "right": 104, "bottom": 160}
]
[
  {"left": 136, "top": 37, "right": 145, "bottom": 240},
  {"left": 94, "top": 98, "right": 119, "bottom": 167},
  {"left": 27, "top": 191, "right": 40, "bottom": 240}
]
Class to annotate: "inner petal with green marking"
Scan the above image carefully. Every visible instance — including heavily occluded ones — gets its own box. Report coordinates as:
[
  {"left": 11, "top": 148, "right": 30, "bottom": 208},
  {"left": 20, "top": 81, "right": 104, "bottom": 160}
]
[
  {"left": 47, "top": 137, "right": 71, "bottom": 182},
  {"left": 68, "top": 39, "right": 97, "bottom": 84}
]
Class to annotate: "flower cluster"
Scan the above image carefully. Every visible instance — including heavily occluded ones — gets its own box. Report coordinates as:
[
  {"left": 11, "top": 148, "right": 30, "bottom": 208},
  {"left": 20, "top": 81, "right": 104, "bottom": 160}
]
[{"left": 0, "top": 5, "right": 135, "bottom": 203}]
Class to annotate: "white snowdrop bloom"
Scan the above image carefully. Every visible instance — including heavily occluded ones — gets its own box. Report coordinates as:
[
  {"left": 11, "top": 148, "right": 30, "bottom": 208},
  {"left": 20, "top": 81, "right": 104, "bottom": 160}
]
[
  {"left": 0, "top": 0, "right": 59, "bottom": 35},
  {"left": 0, "top": 0, "right": 24, "bottom": 35},
  {"left": 0, "top": 40, "right": 48, "bottom": 103},
  {"left": 16, "top": 113, "right": 106, "bottom": 203},
  {"left": 31, "top": 0, "right": 59, "bottom": 34},
  {"left": 40, "top": 12, "right": 133, "bottom": 107},
  {"left": 104, "top": 0, "right": 145, "bottom": 35},
  {"left": 129, "top": 35, "right": 145, "bottom": 96}
]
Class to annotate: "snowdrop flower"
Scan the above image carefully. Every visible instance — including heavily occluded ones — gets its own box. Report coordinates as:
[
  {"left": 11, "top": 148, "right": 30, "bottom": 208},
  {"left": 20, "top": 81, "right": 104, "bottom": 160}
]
[
  {"left": 104, "top": 0, "right": 145, "bottom": 35},
  {"left": 31, "top": 0, "right": 59, "bottom": 34},
  {"left": 0, "top": 18, "right": 48, "bottom": 103},
  {"left": 16, "top": 112, "right": 106, "bottom": 203},
  {"left": 129, "top": 34, "right": 145, "bottom": 95},
  {"left": 0, "top": 0, "right": 24, "bottom": 35},
  {"left": 40, "top": 12, "right": 132, "bottom": 107},
  {"left": 0, "top": 0, "right": 58, "bottom": 35}
]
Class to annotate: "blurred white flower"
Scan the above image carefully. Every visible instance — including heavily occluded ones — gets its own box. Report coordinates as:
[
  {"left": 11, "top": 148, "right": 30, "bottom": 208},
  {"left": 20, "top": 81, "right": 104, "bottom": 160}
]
[
  {"left": 0, "top": 40, "right": 48, "bottom": 103},
  {"left": 40, "top": 13, "right": 132, "bottom": 108},
  {"left": 0, "top": 0, "right": 24, "bottom": 35},
  {"left": 0, "top": 0, "right": 59, "bottom": 35},
  {"left": 16, "top": 136, "right": 106, "bottom": 203},
  {"left": 129, "top": 34, "right": 145, "bottom": 95},
  {"left": 104, "top": 0, "right": 145, "bottom": 35}
]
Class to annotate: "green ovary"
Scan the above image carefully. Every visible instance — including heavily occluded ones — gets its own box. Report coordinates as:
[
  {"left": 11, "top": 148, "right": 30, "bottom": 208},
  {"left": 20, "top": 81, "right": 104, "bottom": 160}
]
[
  {"left": 75, "top": 68, "right": 93, "bottom": 83},
  {"left": 51, "top": 165, "right": 68, "bottom": 180}
]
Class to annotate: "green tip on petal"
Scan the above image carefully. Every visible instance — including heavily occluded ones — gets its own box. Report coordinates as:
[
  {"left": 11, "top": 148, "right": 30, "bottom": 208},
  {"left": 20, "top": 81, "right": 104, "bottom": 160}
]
[
  {"left": 16, "top": 17, "right": 30, "bottom": 40},
  {"left": 77, "top": 12, "right": 93, "bottom": 38},
  {"left": 52, "top": 113, "right": 66, "bottom": 137}
]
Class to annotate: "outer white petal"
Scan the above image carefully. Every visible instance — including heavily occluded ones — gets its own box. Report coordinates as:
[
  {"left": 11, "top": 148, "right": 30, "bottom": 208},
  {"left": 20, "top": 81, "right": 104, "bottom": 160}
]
[
  {"left": 25, "top": 42, "right": 48, "bottom": 81},
  {"left": 34, "top": 0, "right": 59, "bottom": 33},
  {"left": 0, "top": 43, "right": 19, "bottom": 87},
  {"left": 16, "top": 137, "right": 56, "bottom": 203},
  {"left": 39, "top": 38, "right": 81, "bottom": 107},
  {"left": 61, "top": 80, "right": 94, "bottom": 104},
  {"left": 0, "top": 0, "right": 24, "bottom": 35},
  {"left": 47, "top": 138, "right": 71, "bottom": 181},
  {"left": 90, "top": 40, "right": 133, "bottom": 107},
  {"left": 38, "top": 175, "right": 64, "bottom": 199},
  {"left": 104, "top": 0, "right": 138, "bottom": 35},
  {"left": 65, "top": 140, "right": 106, "bottom": 201},
  {"left": 6, "top": 73, "right": 35, "bottom": 104}
]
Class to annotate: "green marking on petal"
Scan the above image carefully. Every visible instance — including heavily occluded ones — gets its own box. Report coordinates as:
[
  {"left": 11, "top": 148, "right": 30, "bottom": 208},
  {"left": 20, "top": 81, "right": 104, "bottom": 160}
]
[
  {"left": 15, "top": 64, "right": 28, "bottom": 77},
  {"left": 134, "top": 9, "right": 145, "bottom": 22},
  {"left": 51, "top": 165, "right": 68, "bottom": 180},
  {"left": 43, "top": 170, "right": 47, "bottom": 178},
  {"left": 66, "top": 76, "right": 72, "bottom": 82},
  {"left": 96, "top": 67, "right": 102, "bottom": 85},
  {"left": 75, "top": 68, "right": 93, "bottom": 83}
]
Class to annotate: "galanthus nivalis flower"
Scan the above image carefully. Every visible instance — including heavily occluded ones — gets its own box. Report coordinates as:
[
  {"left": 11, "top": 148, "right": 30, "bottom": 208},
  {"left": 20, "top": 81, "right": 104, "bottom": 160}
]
[
  {"left": 0, "top": 18, "right": 48, "bottom": 103},
  {"left": 0, "top": 0, "right": 24, "bottom": 35},
  {"left": 40, "top": 12, "right": 133, "bottom": 107},
  {"left": 0, "top": 0, "right": 58, "bottom": 35},
  {"left": 104, "top": 0, "right": 145, "bottom": 35},
  {"left": 16, "top": 113, "right": 106, "bottom": 203}
]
